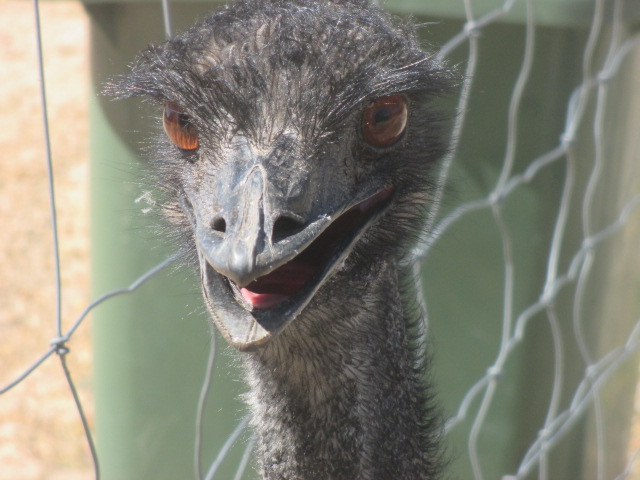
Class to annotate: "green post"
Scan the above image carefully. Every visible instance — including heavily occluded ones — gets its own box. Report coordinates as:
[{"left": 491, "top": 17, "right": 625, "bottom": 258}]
[{"left": 89, "top": 3, "right": 250, "bottom": 479}]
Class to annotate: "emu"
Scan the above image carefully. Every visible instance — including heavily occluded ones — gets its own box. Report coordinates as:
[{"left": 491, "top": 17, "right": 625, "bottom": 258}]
[{"left": 110, "top": 0, "right": 453, "bottom": 477}]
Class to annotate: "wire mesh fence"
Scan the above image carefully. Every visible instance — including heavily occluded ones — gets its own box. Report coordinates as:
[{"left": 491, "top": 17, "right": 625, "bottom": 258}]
[
  {"left": 0, "top": 1, "right": 93, "bottom": 478},
  {"left": 2, "top": 0, "right": 640, "bottom": 479}
]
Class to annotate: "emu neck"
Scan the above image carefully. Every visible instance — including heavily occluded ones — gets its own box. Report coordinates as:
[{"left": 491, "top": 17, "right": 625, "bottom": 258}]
[{"left": 242, "top": 261, "right": 442, "bottom": 480}]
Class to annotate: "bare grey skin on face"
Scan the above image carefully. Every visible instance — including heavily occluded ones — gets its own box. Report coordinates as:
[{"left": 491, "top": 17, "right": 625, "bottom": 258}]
[{"left": 108, "top": 0, "right": 454, "bottom": 477}]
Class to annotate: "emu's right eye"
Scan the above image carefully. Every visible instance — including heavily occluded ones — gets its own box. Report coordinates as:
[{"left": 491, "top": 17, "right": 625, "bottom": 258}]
[{"left": 163, "top": 103, "right": 199, "bottom": 151}]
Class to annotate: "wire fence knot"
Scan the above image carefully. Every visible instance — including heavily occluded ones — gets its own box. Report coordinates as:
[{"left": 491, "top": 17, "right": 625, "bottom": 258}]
[
  {"left": 463, "top": 20, "right": 480, "bottom": 38},
  {"left": 538, "top": 427, "right": 552, "bottom": 443},
  {"left": 487, "top": 365, "right": 502, "bottom": 380},
  {"left": 50, "top": 336, "right": 70, "bottom": 356},
  {"left": 584, "top": 364, "right": 598, "bottom": 382},
  {"left": 489, "top": 190, "right": 506, "bottom": 207},
  {"left": 559, "top": 131, "right": 575, "bottom": 148},
  {"left": 597, "top": 70, "right": 613, "bottom": 85},
  {"left": 582, "top": 236, "right": 596, "bottom": 252}
]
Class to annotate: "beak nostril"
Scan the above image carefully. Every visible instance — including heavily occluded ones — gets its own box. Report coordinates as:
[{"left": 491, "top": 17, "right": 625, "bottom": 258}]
[
  {"left": 211, "top": 216, "right": 227, "bottom": 234},
  {"left": 272, "top": 215, "right": 306, "bottom": 243}
]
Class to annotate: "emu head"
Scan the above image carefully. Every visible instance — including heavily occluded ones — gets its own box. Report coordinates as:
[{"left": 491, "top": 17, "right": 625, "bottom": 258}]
[{"left": 110, "top": 0, "right": 451, "bottom": 350}]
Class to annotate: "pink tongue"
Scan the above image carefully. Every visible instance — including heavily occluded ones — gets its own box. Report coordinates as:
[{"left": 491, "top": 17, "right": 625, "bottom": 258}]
[
  {"left": 240, "top": 262, "right": 317, "bottom": 310},
  {"left": 240, "top": 290, "right": 290, "bottom": 310}
]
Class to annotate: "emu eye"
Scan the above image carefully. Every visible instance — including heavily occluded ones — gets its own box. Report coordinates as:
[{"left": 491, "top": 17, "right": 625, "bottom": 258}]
[
  {"left": 362, "top": 95, "right": 408, "bottom": 148},
  {"left": 163, "top": 102, "right": 199, "bottom": 151}
]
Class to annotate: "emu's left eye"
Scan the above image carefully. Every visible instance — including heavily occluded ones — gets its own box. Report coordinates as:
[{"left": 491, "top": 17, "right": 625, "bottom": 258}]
[
  {"left": 362, "top": 95, "right": 408, "bottom": 148},
  {"left": 163, "top": 102, "right": 199, "bottom": 151}
]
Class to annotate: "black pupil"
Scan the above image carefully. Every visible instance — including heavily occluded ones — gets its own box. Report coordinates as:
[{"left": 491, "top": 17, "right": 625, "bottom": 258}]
[
  {"left": 373, "top": 107, "right": 391, "bottom": 126},
  {"left": 178, "top": 113, "right": 192, "bottom": 130}
]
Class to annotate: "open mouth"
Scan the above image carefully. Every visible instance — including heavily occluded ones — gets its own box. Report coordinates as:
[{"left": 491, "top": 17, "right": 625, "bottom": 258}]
[
  {"left": 199, "top": 185, "right": 394, "bottom": 349},
  {"left": 229, "top": 185, "right": 394, "bottom": 312}
]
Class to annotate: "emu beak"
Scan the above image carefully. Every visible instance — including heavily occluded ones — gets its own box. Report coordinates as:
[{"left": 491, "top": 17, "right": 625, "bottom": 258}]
[{"left": 188, "top": 151, "right": 394, "bottom": 351}]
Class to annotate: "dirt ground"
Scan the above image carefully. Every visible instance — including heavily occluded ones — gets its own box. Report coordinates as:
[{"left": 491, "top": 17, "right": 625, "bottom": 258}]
[
  {"left": 2, "top": 1, "right": 640, "bottom": 479},
  {"left": 0, "top": 1, "right": 92, "bottom": 479}
]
